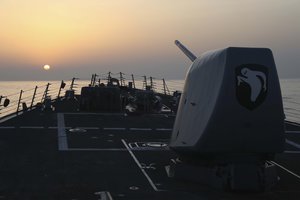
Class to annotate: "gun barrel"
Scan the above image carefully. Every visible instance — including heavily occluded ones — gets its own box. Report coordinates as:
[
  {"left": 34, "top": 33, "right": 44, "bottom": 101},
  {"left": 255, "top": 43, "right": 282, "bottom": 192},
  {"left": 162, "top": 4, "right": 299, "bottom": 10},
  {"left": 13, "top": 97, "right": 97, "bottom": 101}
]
[{"left": 175, "top": 40, "right": 197, "bottom": 62}]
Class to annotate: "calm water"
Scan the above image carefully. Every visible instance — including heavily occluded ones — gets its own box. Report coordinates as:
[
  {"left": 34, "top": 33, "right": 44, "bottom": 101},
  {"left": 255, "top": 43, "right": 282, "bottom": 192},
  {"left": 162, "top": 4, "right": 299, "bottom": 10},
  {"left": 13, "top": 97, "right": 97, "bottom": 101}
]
[{"left": 1, "top": 79, "right": 300, "bottom": 123}]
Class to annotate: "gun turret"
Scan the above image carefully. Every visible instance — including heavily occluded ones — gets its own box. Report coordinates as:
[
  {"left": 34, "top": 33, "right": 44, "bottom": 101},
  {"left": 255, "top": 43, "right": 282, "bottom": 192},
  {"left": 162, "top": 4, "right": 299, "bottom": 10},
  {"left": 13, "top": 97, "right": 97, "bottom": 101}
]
[{"left": 167, "top": 45, "right": 285, "bottom": 191}]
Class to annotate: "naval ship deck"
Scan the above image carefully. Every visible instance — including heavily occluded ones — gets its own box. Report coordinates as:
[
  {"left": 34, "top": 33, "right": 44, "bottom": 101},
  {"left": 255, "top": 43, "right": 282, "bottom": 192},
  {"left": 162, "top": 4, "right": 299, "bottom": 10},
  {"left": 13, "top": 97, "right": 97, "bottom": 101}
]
[{"left": 0, "top": 110, "right": 300, "bottom": 200}]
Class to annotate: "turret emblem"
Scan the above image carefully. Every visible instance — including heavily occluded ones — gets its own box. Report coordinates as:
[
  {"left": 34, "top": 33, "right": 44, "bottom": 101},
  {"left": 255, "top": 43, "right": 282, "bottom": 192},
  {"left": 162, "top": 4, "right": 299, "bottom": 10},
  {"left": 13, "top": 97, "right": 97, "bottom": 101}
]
[{"left": 236, "top": 64, "right": 268, "bottom": 110}]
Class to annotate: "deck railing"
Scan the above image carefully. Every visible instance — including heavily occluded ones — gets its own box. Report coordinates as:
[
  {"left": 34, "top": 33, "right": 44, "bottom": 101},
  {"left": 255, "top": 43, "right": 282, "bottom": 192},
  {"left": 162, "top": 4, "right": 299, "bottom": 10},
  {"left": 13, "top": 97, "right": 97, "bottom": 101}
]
[
  {"left": 1, "top": 72, "right": 298, "bottom": 124},
  {"left": 87, "top": 72, "right": 183, "bottom": 95},
  {"left": 0, "top": 80, "right": 73, "bottom": 119},
  {"left": 0, "top": 73, "right": 184, "bottom": 119}
]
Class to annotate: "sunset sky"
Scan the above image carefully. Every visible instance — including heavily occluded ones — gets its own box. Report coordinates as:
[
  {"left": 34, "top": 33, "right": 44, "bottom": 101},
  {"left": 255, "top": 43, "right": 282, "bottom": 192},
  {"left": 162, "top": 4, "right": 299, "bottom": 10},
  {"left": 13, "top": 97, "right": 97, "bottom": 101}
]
[{"left": 0, "top": 0, "right": 299, "bottom": 80}]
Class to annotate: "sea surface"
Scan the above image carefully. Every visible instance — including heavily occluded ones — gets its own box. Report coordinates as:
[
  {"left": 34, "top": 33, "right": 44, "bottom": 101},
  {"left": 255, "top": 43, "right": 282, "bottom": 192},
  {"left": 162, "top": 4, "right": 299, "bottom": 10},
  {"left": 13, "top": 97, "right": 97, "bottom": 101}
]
[{"left": 0, "top": 79, "right": 300, "bottom": 123}]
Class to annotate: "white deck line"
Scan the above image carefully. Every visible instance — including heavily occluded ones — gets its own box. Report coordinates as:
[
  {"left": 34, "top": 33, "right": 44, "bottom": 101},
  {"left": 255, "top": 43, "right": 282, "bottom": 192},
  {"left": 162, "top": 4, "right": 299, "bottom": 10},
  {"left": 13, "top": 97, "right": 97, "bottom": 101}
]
[
  {"left": 67, "top": 148, "right": 127, "bottom": 151},
  {"left": 132, "top": 148, "right": 169, "bottom": 151},
  {"left": 57, "top": 113, "right": 68, "bottom": 151},
  {"left": 284, "top": 151, "right": 300, "bottom": 154},
  {"left": 49, "top": 126, "right": 73, "bottom": 129},
  {"left": 121, "top": 139, "right": 160, "bottom": 192},
  {"left": 103, "top": 127, "right": 126, "bottom": 131},
  {"left": 155, "top": 128, "right": 172, "bottom": 131},
  {"left": 19, "top": 126, "right": 44, "bottom": 129},
  {"left": 107, "top": 191, "right": 113, "bottom": 200},
  {"left": 268, "top": 161, "right": 300, "bottom": 180},
  {"left": 0, "top": 126, "right": 15, "bottom": 129},
  {"left": 48, "top": 127, "right": 58, "bottom": 129},
  {"left": 285, "top": 131, "right": 300, "bottom": 134},
  {"left": 129, "top": 128, "right": 152, "bottom": 131},
  {"left": 63, "top": 112, "right": 124, "bottom": 116},
  {"left": 77, "top": 127, "right": 99, "bottom": 130},
  {"left": 67, "top": 147, "right": 169, "bottom": 152},
  {"left": 286, "top": 139, "right": 300, "bottom": 149}
]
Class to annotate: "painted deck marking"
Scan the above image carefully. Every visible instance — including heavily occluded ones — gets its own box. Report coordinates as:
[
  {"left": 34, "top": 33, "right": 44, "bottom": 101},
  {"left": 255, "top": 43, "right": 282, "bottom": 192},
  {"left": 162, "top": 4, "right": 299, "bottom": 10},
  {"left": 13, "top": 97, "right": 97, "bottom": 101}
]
[
  {"left": 63, "top": 112, "right": 124, "bottom": 116},
  {"left": 130, "top": 128, "right": 152, "bottom": 131},
  {"left": 19, "top": 126, "right": 44, "bottom": 129},
  {"left": 68, "top": 148, "right": 127, "bottom": 151},
  {"left": 107, "top": 191, "right": 113, "bottom": 200},
  {"left": 57, "top": 113, "right": 68, "bottom": 151},
  {"left": 48, "top": 126, "right": 58, "bottom": 129},
  {"left": 103, "top": 127, "right": 126, "bottom": 131},
  {"left": 0, "top": 126, "right": 15, "bottom": 129},
  {"left": 269, "top": 161, "right": 300, "bottom": 180},
  {"left": 66, "top": 148, "right": 168, "bottom": 152},
  {"left": 285, "top": 131, "right": 300, "bottom": 134},
  {"left": 94, "top": 191, "right": 113, "bottom": 200},
  {"left": 77, "top": 127, "right": 99, "bottom": 130},
  {"left": 66, "top": 147, "right": 169, "bottom": 152},
  {"left": 155, "top": 128, "right": 172, "bottom": 131},
  {"left": 286, "top": 139, "right": 300, "bottom": 149},
  {"left": 121, "top": 139, "right": 160, "bottom": 192},
  {"left": 284, "top": 151, "right": 300, "bottom": 154},
  {"left": 48, "top": 126, "right": 71, "bottom": 129}
]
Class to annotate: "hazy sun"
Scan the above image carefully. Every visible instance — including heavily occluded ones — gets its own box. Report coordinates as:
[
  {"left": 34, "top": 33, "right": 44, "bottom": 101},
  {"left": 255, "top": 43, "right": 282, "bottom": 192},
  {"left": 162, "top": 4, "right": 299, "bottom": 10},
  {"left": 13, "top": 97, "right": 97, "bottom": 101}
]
[{"left": 43, "top": 64, "right": 50, "bottom": 70}]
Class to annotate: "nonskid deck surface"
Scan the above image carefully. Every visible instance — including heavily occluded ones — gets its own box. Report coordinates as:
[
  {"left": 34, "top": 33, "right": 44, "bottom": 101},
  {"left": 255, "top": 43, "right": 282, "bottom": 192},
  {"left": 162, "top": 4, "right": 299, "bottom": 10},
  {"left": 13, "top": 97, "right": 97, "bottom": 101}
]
[{"left": 0, "top": 111, "right": 300, "bottom": 199}]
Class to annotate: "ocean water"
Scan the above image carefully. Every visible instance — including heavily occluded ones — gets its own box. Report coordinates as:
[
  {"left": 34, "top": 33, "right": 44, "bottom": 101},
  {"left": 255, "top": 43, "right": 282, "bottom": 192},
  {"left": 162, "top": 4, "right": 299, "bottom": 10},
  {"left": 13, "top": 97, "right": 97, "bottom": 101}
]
[
  {"left": 0, "top": 79, "right": 300, "bottom": 123},
  {"left": 280, "top": 79, "right": 300, "bottom": 123}
]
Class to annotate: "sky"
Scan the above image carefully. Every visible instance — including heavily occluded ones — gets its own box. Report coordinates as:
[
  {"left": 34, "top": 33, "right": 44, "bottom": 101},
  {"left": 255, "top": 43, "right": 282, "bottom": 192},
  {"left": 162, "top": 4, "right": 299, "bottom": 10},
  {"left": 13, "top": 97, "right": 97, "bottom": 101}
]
[{"left": 0, "top": 0, "right": 299, "bottom": 80}]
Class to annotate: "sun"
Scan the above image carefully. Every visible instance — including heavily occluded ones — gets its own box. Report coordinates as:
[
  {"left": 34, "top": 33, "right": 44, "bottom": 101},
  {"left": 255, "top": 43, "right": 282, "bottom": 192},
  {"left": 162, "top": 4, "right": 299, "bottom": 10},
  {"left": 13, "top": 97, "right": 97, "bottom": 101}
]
[{"left": 43, "top": 65, "right": 50, "bottom": 70}]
